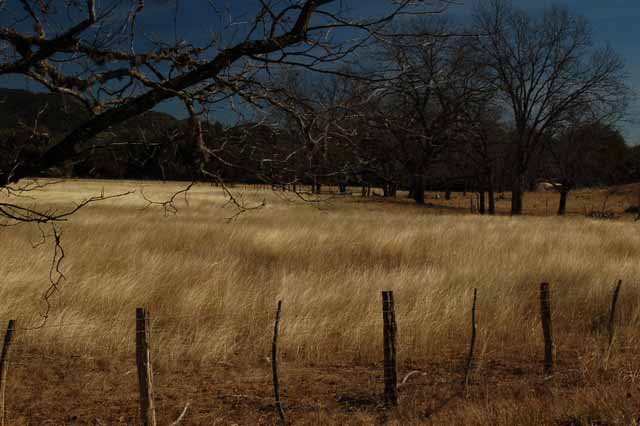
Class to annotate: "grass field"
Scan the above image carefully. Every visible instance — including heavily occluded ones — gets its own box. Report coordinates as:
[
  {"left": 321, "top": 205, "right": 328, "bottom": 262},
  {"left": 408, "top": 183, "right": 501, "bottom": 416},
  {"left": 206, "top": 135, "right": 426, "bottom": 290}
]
[{"left": 1, "top": 179, "right": 640, "bottom": 425}]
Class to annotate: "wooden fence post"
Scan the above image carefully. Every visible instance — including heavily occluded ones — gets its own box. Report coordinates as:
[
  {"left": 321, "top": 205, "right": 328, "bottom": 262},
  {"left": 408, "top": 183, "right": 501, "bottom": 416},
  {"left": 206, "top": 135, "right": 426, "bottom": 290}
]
[
  {"left": 272, "top": 301, "right": 286, "bottom": 426},
  {"left": 463, "top": 289, "right": 477, "bottom": 391},
  {"left": 382, "top": 291, "right": 398, "bottom": 407},
  {"left": 136, "top": 308, "right": 157, "bottom": 426},
  {"left": 0, "top": 320, "right": 15, "bottom": 426},
  {"left": 539, "top": 283, "right": 554, "bottom": 376},
  {"left": 606, "top": 280, "right": 623, "bottom": 360}
]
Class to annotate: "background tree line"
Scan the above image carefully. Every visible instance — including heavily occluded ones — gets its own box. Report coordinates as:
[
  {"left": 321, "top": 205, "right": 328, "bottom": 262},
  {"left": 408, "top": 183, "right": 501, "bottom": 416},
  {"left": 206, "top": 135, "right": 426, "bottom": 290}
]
[{"left": 0, "top": 0, "right": 636, "bottom": 217}]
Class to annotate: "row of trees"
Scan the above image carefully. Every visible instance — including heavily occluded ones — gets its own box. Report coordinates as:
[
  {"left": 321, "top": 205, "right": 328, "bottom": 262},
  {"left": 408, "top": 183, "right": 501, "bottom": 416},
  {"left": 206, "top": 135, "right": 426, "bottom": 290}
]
[
  {"left": 243, "top": 1, "right": 632, "bottom": 215},
  {"left": 0, "top": 0, "right": 634, "bottom": 221}
]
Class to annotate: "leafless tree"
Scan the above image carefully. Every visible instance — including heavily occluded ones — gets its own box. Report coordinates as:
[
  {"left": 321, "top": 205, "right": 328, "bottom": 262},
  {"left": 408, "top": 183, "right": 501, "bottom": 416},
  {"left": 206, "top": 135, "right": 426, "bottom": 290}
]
[
  {"left": 0, "top": 0, "right": 452, "bottom": 190},
  {"left": 347, "top": 19, "right": 490, "bottom": 204},
  {"left": 473, "top": 0, "right": 630, "bottom": 215},
  {"left": 453, "top": 104, "right": 507, "bottom": 215}
]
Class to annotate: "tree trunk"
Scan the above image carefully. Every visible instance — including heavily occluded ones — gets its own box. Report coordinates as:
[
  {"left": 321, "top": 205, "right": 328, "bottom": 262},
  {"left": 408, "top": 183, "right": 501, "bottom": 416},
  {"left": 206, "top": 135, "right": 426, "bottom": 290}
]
[
  {"left": 511, "top": 176, "right": 523, "bottom": 215},
  {"left": 478, "top": 191, "right": 486, "bottom": 215},
  {"left": 389, "top": 182, "right": 397, "bottom": 198},
  {"left": 444, "top": 190, "right": 451, "bottom": 201},
  {"left": 339, "top": 183, "right": 347, "bottom": 193},
  {"left": 488, "top": 189, "right": 496, "bottom": 215},
  {"left": 412, "top": 175, "right": 425, "bottom": 205},
  {"left": 488, "top": 184, "right": 496, "bottom": 215},
  {"left": 557, "top": 190, "right": 569, "bottom": 216}
]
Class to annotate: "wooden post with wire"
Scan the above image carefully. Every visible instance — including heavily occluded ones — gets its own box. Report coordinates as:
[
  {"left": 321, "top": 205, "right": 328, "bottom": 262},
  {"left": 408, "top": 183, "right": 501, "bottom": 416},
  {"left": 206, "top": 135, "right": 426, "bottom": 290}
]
[
  {"left": 463, "top": 289, "right": 477, "bottom": 392},
  {"left": 272, "top": 300, "right": 286, "bottom": 426},
  {"left": 382, "top": 291, "right": 398, "bottom": 407},
  {"left": 136, "top": 308, "right": 157, "bottom": 426},
  {"left": 540, "top": 283, "right": 554, "bottom": 376},
  {"left": 607, "top": 280, "right": 623, "bottom": 358},
  {"left": 0, "top": 320, "right": 15, "bottom": 426}
]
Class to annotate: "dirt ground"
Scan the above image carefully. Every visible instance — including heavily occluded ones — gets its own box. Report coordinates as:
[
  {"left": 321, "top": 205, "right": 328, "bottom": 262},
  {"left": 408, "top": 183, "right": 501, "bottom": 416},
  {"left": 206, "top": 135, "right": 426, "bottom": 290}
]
[{"left": 6, "top": 345, "right": 640, "bottom": 426}]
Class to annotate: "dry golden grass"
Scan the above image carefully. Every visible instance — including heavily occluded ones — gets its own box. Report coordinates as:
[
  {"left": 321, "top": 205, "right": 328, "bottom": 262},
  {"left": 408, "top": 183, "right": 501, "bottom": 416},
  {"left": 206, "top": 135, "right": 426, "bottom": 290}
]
[{"left": 1, "top": 179, "right": 640, "bottom": 425}]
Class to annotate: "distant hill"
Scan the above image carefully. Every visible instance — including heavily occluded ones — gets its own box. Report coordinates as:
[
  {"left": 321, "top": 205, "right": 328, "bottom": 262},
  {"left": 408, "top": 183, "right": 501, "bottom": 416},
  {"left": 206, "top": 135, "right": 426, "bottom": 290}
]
[
  {"left": 0, "top": 88, "right": 185, "bottom": 139},
  {"left": 0, "top": 88, "right": 91, "bottom": 135},
  {"left": 0, "top": 88, "right": 274, "bottom": 182},
  {"left": 0, "top": 88, "right": 199, "bottom": 179}
]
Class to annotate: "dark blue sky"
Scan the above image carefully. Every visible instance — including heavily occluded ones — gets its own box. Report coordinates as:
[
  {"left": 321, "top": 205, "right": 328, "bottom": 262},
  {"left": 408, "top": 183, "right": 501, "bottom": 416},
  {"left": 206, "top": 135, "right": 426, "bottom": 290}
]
[
  {"left": 460, "top": 0, "right": 640, "bottom": 144},
  {"left": 464, "top": 1, "right": 639, "bottom": 144},
  {"left": 145, "top": 0, "right": 640, "bottom": 142},
  {"left": 483, "top": 0, "right": 640, "bottom": 143},
  {"left": 3, "top": 0, "right": 639, "bottom": 141}
]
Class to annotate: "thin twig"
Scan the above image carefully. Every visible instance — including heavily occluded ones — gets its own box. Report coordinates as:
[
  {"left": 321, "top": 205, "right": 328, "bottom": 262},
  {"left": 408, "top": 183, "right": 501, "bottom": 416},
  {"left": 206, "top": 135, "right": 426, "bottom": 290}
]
[
  {"left": 169, "top": 402, "right": 190, "bottom": 426},
  {"left": 463, "top": 288, "right": 477, "bottom": 393}
]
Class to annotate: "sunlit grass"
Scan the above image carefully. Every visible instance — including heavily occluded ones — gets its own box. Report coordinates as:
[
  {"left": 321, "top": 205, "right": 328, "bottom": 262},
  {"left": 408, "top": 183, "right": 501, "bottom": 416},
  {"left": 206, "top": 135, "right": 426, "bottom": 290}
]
[{"left": 1, "top": 179, "right": 638, "bottom": 372}]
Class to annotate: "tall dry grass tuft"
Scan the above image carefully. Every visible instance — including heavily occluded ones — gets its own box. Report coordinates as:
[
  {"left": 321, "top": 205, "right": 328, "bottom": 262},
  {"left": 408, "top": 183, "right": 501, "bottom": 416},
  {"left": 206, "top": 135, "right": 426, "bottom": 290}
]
[{"left": 0, "top": 179, "right": 639, "bottom": 373}]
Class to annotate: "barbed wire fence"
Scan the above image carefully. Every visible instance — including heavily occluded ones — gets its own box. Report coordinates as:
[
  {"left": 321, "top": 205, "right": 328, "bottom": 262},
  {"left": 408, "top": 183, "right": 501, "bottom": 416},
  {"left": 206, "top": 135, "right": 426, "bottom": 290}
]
[{"left": 0, "top": 278, "right": 632, "bottom": 425}]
